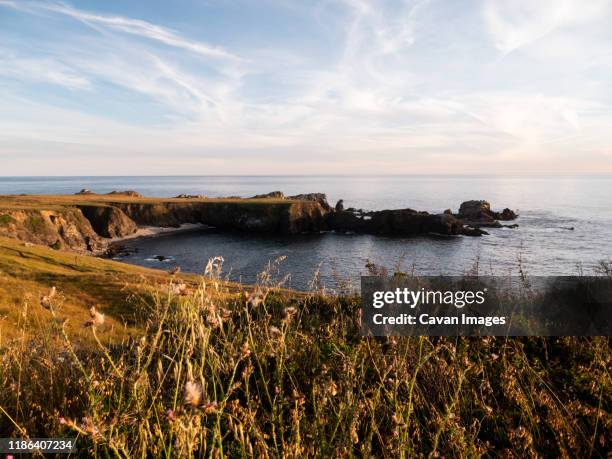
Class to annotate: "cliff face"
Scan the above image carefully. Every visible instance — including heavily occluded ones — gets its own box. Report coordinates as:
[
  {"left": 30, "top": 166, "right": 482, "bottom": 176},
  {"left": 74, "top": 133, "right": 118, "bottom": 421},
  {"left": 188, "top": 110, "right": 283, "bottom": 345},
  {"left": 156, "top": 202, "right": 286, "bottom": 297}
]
[
  {"left": 113, "top": 201, "right": 329, "bottom": 234},
  {"left": 78, "top": 205, "right": 138, "bottom": 238},
  {"left": 0, "top": 208, "right": 103, "bottom": 252},
  {"left": 0, "top": 194, "right": 513, "bottom": 255},
  {"left": 0, "top": 198, "right": 332, "bottom": 253}
]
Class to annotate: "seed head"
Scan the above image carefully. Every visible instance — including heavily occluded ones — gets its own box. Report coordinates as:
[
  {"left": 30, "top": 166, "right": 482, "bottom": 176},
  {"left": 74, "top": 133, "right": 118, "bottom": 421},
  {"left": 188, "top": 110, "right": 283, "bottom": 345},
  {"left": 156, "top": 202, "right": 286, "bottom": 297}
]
[
  {"left": 241, "top": 342, "right": 251, "bottom": 358},
  {"left": 172, "top": 283, "right": 190, "bottom": 296},
  {"left": 184, "top": 380, "right": 202, "bottom": 407},
  {"left": 246, "top": 288, "right": 265, "bottom": 307},
  {"left": 269, "top": 325, "right": 282, "bottom": 338},
  {"left": 40, "top": 295, "right": 52, "bottom": 310},
  {"left": 85, "top": 306, "right": 105, "bottom": 327},
  {"left": 40, "top": 286, "right": 57, "bottom": 309}
]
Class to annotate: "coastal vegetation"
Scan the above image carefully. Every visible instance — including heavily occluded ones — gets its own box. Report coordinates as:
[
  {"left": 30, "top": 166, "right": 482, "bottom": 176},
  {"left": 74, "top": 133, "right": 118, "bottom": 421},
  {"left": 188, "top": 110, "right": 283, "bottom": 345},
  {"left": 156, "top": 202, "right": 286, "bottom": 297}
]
[{"left": 0, "top": 236, "right": 610, "bottom": 457}]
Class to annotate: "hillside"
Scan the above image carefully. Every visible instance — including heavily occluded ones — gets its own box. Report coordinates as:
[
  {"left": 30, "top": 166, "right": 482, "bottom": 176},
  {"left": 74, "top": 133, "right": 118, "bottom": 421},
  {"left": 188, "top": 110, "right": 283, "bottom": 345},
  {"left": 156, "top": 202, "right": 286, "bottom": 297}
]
[{"left": 0, "top": 236, "right": 193, "bottom": 344}]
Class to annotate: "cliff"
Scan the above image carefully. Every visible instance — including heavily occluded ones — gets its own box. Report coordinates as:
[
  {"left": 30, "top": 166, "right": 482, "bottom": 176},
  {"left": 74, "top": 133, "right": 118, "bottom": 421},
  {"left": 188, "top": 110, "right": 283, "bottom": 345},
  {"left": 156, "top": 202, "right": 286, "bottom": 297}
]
[
  {"left": 0, "top": 207, "right": 103, "bottom": 253},
  {"left": 0, "top": 194, "right": 331, "bottom": 253},
  {"left": 0, "top": 193, "right": 517, "bottom": 254},
  {"left": 111, "top": 200, "right": 327, "bottom": 233}
]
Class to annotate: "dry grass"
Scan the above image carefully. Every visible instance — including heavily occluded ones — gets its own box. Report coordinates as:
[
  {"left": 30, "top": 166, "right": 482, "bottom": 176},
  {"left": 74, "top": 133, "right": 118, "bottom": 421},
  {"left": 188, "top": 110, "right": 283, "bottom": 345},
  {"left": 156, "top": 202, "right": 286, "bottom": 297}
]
[
  {"left": 0, "top": 194, "right": 292, "bottom": 212},
  {"left": 0, "top": 251, "right": 610, "bottom": 457},
  {"left": 0, "top": 236, "right": 203, "bottom": 344}
]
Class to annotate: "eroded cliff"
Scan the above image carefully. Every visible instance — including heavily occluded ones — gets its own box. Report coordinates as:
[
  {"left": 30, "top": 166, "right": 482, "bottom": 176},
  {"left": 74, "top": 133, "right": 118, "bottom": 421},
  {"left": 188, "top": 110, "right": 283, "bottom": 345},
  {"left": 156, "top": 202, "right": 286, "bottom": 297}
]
[
  {"left": 0, "top": 207, "right": 103, "bottom": 252},
  {"left": 0, "top": 194, "right": 331, "bottom": 253},
  {"left": 0, "top": 193, "right": 517, "bottom": 254}
]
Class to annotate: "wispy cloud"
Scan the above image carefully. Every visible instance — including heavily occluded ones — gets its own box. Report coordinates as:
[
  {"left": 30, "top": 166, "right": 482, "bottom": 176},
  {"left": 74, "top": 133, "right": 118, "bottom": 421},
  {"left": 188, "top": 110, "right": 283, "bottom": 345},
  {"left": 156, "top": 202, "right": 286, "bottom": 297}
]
[
  {"left": 483, "top": 0, "right": 612, "bottom": 55},
  {"left": 3, "top": 0, "right": 240, "bottom": 60},
  {"left": 0, "top": 0, "right": 611, "bottom": 174},
  {"left": 0, "top": 52, "right": 91, "bottom": 89}
]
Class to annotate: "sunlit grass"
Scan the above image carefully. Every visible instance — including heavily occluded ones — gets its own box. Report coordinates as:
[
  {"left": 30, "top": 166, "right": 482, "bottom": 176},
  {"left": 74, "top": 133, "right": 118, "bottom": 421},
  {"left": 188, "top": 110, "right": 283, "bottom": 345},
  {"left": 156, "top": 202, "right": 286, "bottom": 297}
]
[{"left": 0, "top": 252, "right": 609, "bottom": 457}]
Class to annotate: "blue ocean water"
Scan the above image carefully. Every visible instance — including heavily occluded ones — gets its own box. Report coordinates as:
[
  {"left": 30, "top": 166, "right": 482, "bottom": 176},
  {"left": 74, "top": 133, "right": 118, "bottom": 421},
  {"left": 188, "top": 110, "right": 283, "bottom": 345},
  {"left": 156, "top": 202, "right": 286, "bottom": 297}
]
[{"left": 2, "top": 176, "right": 611, "bottom": 290}]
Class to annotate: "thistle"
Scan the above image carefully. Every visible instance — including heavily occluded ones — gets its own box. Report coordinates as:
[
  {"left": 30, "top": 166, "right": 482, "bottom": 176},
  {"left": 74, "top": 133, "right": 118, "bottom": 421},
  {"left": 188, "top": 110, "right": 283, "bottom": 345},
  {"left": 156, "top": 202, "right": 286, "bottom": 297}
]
[
  {"left": 184, "top": 380, "right": 202, "bottom": 407},
  {"left": 85, "top": 305, "right": 105, "bottom": 327}
]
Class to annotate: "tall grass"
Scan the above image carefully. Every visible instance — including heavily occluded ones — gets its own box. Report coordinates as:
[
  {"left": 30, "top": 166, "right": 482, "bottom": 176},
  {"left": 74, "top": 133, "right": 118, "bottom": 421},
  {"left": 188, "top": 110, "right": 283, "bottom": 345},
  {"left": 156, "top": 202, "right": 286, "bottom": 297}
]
[{"left": 0, "top": 261, "right": 610, "bottom": 457}]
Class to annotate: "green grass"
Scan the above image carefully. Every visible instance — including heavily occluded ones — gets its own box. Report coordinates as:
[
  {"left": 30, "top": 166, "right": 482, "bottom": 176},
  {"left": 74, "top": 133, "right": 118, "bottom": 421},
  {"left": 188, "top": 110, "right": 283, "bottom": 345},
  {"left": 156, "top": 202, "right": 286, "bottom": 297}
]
[{"left": 0, "top": 214, "right": 14, "bottom": 226}]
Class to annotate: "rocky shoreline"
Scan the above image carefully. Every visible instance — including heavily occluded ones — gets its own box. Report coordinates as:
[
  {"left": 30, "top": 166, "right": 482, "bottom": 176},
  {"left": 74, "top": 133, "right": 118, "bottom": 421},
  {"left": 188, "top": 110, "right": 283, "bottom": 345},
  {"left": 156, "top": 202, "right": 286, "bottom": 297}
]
[{"left": 0, "top": 191, "right": 518, "bottom": 255}]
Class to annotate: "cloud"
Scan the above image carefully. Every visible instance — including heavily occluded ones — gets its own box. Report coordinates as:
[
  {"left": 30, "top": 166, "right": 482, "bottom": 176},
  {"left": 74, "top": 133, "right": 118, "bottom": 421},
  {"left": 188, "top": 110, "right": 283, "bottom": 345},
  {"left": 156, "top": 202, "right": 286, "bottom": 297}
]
[
  {"left": 1, "top": 1, "right": 240, "bottom": 60},
  {"left": 0, "top": 0, "right": 611, "bottom": 174},
  {"left": 0, "top": 52, "right": 91, "bottom": 89},
  {"left": 483, "top": 0, "right": 611, "bottom": 55}
]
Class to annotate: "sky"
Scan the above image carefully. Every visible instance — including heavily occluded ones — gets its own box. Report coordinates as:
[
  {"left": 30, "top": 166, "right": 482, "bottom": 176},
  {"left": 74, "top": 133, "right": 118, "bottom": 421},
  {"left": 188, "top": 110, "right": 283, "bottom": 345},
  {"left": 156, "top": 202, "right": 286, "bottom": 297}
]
[{"left": 0, "top": 0, "right": 611, "bottom": 175}]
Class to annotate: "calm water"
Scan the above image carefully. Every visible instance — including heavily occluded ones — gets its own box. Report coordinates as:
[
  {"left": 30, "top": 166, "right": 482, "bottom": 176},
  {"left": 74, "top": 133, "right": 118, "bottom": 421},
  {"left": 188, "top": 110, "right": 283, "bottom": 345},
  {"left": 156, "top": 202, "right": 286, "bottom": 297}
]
[{"left": 2, "top": 176, "right": 611, "bottom": 290}]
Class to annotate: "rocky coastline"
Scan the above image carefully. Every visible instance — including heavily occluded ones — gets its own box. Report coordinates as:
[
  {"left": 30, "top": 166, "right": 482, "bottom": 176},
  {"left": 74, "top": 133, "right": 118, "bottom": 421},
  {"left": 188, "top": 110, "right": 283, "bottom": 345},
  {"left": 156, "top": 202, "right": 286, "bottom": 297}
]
[{"left": 0, "top": 191, "right": 518, "bottom": 255}]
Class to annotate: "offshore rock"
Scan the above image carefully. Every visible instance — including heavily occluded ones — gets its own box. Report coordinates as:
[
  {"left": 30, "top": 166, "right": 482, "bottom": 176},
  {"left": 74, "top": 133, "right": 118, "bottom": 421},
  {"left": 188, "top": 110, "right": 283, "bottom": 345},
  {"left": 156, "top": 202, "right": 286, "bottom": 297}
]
[
  {"left": 327, "top": 209, "right": 466, "bottom": 236},
  {"left": 457, "top": 200, "right": 518, "bottom": 227}
]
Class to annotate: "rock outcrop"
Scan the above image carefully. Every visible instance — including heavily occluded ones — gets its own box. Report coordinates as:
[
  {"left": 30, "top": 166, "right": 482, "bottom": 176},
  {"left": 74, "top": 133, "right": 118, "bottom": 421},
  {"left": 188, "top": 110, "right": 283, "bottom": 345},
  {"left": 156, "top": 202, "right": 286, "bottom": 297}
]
[
  {"left": 327, "top": 208, "right": 477, "bottom": 236},
  {"left": 0, "top": 193, "right": 517, "bottom": 255},
  {"left": 0, "top": 208, "right": 103, "bottom": 252},
  {"left": 251, "top": 191, "right": 285, "bottom": 199},
  {"left": 457, "top": 200, "right": 518, "bottom": 228},
  {"left": 287, "top": 193, "right": 332, "bottom": 211},
  {"left": 106, "top": 190, "right": 143, "bottom": 198},
  {"left": 79, "top": 205, "right": 138, "bottom": 238},
  {"left": 175, "top": 194, "right": 206, "bottom": 199}
]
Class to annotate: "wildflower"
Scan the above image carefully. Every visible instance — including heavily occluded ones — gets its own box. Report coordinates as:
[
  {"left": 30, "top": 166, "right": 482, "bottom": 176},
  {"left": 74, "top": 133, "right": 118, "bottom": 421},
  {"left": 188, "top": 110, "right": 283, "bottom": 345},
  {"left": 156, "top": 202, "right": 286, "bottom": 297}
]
[
  {"left": 81, "top": 416, "right": 100, "bottom": 438},
  {"left": 269, "top": 325, "right": 282, "bottom": 338},
  {"left": 204, "top": 256, "right": 224, "bottom": 277},
  {"left": 246, "top": 288, "right": 265, "bottom": 307},
  {"left": 202, "top": 401, "right": 218, "bottom": 414},
  {"left": 220, "top": 307, "right": 232, "bottom": 320},
  {"left": 166, "top": 409, "right": 176, "bottom": 421},
  {"left": 184, "top": 380, "right": 202, "bottom": 407},
  {"left": 240, "top": 342, "right": 251, "bottom": 358},
  {"left": 241, "top": 363, "right": 254, "bottom": 380},
  {"left": 282, "top": 306, "right": 297, "bottom": 322},
  {"left": 326, "top": 379, "right": 338, "bottom": 397},
  {"left": 168, "top": 266, "right": 181, "bottom": 275},
  {"left": 40, "top": 286, "right": 57, "bottom": 309},
  {"left": 350, "top": 425, "right": 359, "bottom": 444},
  {"left": 89, "top": 306, "right": 105, "bottom": 327},
  {"left": 172, "top": 283, "right": 190, "bottom": 296},
  {"left": 40, "top": 295, "right": 52, "bottom": 310}
]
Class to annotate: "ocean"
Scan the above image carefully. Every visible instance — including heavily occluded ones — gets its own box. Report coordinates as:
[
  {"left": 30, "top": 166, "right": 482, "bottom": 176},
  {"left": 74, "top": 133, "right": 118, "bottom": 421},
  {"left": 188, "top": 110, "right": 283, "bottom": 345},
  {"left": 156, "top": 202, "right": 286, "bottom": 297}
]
[{"left": 2, "top": 175, "right": 611, "bottom": 291}]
